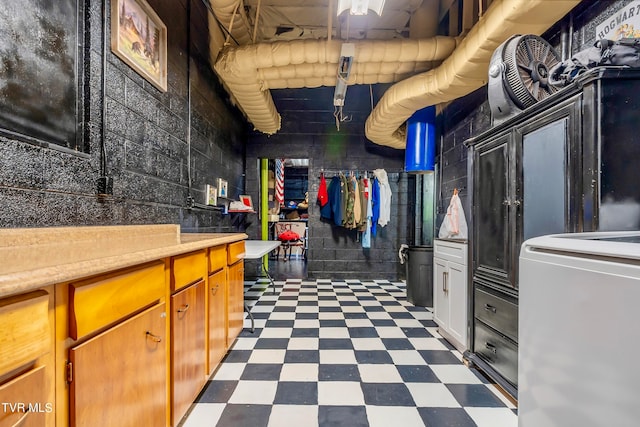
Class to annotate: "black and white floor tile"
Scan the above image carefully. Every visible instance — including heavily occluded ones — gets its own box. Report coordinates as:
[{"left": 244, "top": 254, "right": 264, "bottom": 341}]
[{"left": 181, "top": 279, "right": 517, "bottom": 427}]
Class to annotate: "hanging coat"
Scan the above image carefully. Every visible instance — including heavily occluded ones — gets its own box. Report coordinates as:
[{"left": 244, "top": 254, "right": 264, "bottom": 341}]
[
  {"left": 373, "top": 169, "right": 391, "bottom": 228},
  {"left": 339, "top": 173, "right": 349, "bottom": 226},
  {"left": 317, "top": 174, "right": 329, "bottom": 207},
  {"left": 371, "top": 177, "right": 380, "bottom": 237},
  {"left": 362, "top": 177, "right": 372, "bottom": 248},
  {"left": 329, "top": 174, "right": 346, "bottom": 226},
  {"left": 344, "top": 174, "right": 356, "bottom": 229}
]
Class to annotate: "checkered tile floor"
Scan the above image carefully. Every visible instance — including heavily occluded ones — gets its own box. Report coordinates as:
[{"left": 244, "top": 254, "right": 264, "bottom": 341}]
[{"left": 180, "top": 279, "right": 517, "bottom": 427}]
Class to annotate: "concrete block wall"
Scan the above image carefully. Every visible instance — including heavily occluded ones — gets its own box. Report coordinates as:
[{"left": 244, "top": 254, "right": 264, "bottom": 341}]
[{"left": 0, "top": 0, "right": 246, "bottom": 230}]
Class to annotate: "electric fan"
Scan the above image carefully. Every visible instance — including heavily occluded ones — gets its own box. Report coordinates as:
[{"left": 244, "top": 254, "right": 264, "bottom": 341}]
[{"left": 488, "top": 34, "right": 561, "bottom": 123}]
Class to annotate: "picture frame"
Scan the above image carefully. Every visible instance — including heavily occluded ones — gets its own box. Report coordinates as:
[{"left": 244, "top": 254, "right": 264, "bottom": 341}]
[
  {"left": 111, "top": 0, "right": 168, "bottom": 92},
  {"left": 239, "top": 195, "right": 253, "bottom": 210},
  {"left": 217, "top": 178, "right": 228, "bottom": 198},
  {"left": 205, "top": 184, "right": 217, "bottom": 206}
]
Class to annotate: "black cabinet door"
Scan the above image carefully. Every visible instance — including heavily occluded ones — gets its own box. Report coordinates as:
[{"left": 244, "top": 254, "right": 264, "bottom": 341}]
[
  {"left": 512, "top": 101, "right": 579, "bottom": 288},
  {"left": 474, "top": 135, "right": 511, "bottom": 286}
]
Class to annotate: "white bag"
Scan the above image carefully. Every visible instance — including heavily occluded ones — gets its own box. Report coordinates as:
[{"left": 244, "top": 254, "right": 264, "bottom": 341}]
[{"left": 438, "top": 192, "right": 468, "bottom": 239}]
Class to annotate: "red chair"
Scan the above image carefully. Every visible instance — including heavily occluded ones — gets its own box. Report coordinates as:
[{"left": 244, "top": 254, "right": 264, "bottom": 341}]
[{"left": 274, "top": 222, "right": 307, "bottom": 261}]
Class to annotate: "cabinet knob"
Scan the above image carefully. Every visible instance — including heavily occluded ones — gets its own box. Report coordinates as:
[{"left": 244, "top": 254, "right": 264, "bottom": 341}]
[
  {"left": 502, "top": 200, "right": 511, "bottom": 206},
  {"left": 211, "top": 286, "right": 219, "bottom": 295},
  {"left": 513, "top": 199, "right": 521, "bottom": 206},
  {"left": 177, "top": 304, "right": 190, "bottom": 313}
]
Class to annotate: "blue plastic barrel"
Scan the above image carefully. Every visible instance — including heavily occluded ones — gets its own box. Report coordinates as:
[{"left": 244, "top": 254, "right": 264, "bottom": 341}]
[{"left": 405, "top": 106, "right": 436, "bottom": 173}]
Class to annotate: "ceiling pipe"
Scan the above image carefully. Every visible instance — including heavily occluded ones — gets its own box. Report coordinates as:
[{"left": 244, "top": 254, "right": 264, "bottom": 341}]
[{"left": 364, "top": 0, "right": 581, "bottom": 148}]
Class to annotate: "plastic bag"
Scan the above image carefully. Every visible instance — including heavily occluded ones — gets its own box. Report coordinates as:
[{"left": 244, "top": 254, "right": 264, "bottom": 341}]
[{"left": 438, "top": 193, "right": 468, "bottom": 239}]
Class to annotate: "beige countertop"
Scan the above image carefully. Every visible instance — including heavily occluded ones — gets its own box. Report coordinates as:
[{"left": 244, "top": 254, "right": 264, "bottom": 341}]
[{"left": 0, "top": 224, "right": 247, "bottom": 298}]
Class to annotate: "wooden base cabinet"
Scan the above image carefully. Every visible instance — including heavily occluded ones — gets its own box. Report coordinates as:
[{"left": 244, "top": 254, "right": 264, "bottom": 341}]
[
  {"left": 69, "top": 303, "right": 167, "bottom": 427},
  {"left": 171, "top": 280, "right": 206, "bottom": 426},
  {"left": 433, "top": 240, "right": 468, "bottom": 353}
]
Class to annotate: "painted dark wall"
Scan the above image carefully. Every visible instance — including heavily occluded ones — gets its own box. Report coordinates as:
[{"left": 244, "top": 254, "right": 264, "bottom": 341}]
[
  {"left": 0, "top": 0, "right": 247, "bottom": 230},
  {"left": 245, "top": 88, "right": 412, "bottom": 280}
]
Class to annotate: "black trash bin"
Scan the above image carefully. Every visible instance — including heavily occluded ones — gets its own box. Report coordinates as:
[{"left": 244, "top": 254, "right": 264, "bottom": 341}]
[{"left": 403, "top": 245, "right": 433, "bottom": 307}]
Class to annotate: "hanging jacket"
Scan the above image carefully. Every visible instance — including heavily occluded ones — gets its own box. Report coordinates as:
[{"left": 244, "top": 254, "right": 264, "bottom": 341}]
[
  {"left": 356, "top": 176, "right": 366, "bottom": 230},
  {"left": 317, "top": 174, "right": 329, "bottom": 207},
  {"left": 329, "top": 174, "right": 346, "bottom": 226},
  {"left": 344, "top": 174, "right": 356, "bottom": 229},
  {"left": 322, "top": 175, "right": 342, "bottom": 224},
  {"left": 339, "top": 173, "right": 349, "bottom": 226},
  {"left": 371, "top": 177, "right": 380, "bottom": 237},
  {"left": 362, "top": 177, "right": 372, "bottom": 248},
  {"left": 373, "top": 169, "right": 391, "bottom": 228},
  {"left": 353, "top": 176, "right": 361, "bottom": 229}
]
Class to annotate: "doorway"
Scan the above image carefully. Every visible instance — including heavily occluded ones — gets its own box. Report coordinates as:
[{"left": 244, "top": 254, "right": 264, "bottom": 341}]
[{"left": 267, "top": 158, "right": 308, "bottom": 279}]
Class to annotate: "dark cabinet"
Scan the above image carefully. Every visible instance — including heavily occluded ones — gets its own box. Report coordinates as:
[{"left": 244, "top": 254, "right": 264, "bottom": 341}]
[{"left": 466, "top": 68, "right": 640, "bottom": 399}]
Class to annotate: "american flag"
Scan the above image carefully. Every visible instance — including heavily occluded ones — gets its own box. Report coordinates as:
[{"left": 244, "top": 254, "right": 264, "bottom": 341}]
[{"left": 275, "top": 158, "right": 285, "bottom": 206}]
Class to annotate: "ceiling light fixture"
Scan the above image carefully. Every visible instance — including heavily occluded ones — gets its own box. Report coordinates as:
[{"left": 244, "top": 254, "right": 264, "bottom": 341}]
[
  {"left": 337, "top": 0, "right": 386, "bottom": 16},
  {"left": 333, "top": 43, "right": 355, "bottom": 131},
  {"left": 333, "top": 43, "right": 355, "bottom": 107}
]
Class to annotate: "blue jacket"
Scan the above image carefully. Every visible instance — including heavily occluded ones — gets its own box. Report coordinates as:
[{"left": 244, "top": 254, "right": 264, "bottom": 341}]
[{"left": 371, "top": 178, "right": 380, "bottom": 237}]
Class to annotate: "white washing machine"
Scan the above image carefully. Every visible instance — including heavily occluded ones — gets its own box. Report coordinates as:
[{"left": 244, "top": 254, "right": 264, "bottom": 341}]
[{"left": 519, "top": 231, "right": 640, "bottom": 427}]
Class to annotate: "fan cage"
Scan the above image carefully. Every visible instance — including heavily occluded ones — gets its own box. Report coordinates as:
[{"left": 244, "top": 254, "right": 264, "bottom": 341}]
[{"left": 502, "top": 35, "right": 560, "bottom": 110}]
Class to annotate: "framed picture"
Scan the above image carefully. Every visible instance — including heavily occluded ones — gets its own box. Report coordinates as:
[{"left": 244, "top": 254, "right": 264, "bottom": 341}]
[
  {"left": 205, "top": 184, "right": 217, "bottom": 206},
  {"left": 239, "top": 195, "right": 253, "bottom": 209},
  {"left": 217, "top": 179, "right": 228, "bottom": 198},
  {"left": 111, "top": 0, "right": 167, "bottom": 92}
]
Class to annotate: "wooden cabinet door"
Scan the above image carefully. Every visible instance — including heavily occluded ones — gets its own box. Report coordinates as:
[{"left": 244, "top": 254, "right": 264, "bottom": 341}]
[
  {"left": 171, "top": 280, "right": 206, "bottom": 426},
  {"left": 227, "top": 261, "right": 244, "bottom": 347},
  {"left": 208, "top": 269, "right": 227, "bottom": 373},
  {"left": 69, "top": 304, "right": 166, "bottom": 427},
  {"left": 433, "top": 257, "right": 449, "bottom": 330}
]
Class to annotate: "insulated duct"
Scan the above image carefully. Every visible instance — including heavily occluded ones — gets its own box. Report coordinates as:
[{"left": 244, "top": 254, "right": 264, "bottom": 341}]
[
  {"left": 365, "top": 0, "right": 581, "bottom": 148},
  {"left": 211, "top": 0, "right": 253, "bottom": 45},
  {"left": 210, "top": 0, "right": 579, "bottom": 145},
  {"left": 214, "top": 37, "right": 458, "bottom": 134}
]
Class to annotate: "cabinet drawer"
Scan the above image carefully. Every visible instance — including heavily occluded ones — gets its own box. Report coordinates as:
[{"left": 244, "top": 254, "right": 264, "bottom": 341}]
[
  {"left": 0, "top": 291, "right": 50, "bottom": 376},
  {"left": 474, "top": 321, "right": 518, "bottom": 386},
  {"left": 0, "top": 365, "right": 48, "bottom": 426},
  {"left": 172, "top": 250, "right": 206, "bottom": 291},
  {"left": 434, "top": 240, "right": 467, "bottom": 265},
  {"left": 474, "top": 288, "right": 518, "bottom": 342},
  {"left": 69, "top": 262, "right": 165, "bottom": 340},
  {"left": 208, "top": 245, "right": 227, "bottom": 273},
  {"left": 227, "top": 241, "right": 245, "bottom": 265}
]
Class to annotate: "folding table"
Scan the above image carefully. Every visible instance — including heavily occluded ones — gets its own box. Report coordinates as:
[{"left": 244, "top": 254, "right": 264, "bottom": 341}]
[{"left": 243, "top": 240, "right": 281, "bottom": 332}]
